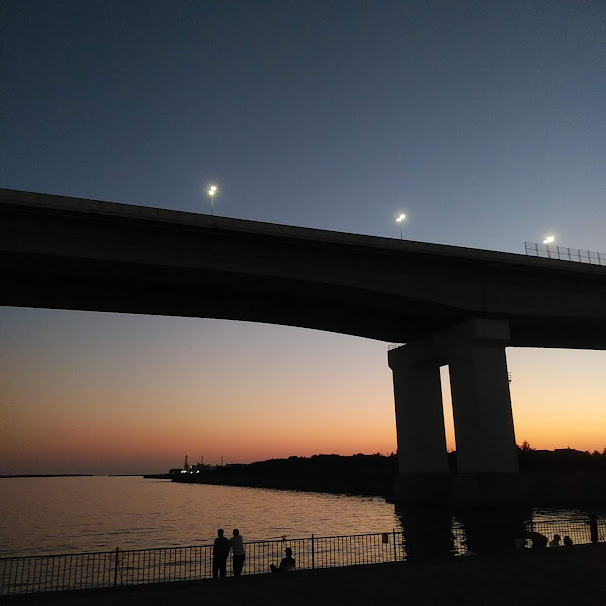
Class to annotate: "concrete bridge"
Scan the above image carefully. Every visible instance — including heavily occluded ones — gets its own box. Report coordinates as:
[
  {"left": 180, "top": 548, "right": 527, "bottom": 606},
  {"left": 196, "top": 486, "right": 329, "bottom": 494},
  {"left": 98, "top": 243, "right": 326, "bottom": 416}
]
[{"left": 2, "top": 188, "right": 605, "bottom": 503}]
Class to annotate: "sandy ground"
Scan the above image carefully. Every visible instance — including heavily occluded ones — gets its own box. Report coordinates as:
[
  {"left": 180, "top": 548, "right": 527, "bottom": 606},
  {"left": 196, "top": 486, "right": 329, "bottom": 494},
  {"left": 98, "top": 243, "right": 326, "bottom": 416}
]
[{"left": 4, "top": 543, "right": 605, "bottom": 606}]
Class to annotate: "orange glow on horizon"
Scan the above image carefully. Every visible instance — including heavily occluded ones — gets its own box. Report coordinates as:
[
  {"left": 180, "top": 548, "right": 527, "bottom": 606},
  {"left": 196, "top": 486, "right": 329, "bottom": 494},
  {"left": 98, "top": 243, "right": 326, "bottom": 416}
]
[{"left": 1, "top": 311, "right": 604, "bottom": 475}]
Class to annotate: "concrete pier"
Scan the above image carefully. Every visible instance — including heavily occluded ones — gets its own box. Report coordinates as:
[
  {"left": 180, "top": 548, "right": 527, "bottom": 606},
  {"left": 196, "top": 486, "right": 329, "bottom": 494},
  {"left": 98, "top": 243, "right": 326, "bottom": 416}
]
[{"left": 389, "top": 319, "right": 522, "bottom": 505}]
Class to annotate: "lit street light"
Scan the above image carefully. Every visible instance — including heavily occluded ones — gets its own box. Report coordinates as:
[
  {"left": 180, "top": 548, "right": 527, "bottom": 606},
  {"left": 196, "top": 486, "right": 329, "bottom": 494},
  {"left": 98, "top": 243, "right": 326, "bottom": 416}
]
[
  {"left": 396, "top": 213, "right": 406, "bottom": 239},
  {"left": 208, "top": 185, "right": 217, "bottom": 215},
  {"left": 543, "top": 235, "right": 555, "bottom": 258}
]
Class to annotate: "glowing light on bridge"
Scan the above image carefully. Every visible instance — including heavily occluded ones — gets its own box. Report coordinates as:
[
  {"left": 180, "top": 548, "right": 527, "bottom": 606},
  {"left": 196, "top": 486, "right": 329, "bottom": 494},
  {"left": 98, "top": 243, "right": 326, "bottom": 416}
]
[
  {"left": 396, "top": 213, "right": 406, "bottom": 239},
  {"left": 543, "top": 235, "right": 555, "bottom": 259},
  {"left": 208, "top": 185, "right": 217, "bottom": 216}
]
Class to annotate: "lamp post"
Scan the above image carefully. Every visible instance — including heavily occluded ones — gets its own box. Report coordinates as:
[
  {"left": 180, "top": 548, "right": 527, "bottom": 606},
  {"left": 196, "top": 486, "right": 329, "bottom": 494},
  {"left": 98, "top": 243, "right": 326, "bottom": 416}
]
[
  {"left": 543, "top": 235, "right": 555, "bottom": 259},
  {"left": 208, "top": 185, "right": 217, "bottom": 215},
  {"left": 396, "top": 213, "right": 406, "bottom": 239}
]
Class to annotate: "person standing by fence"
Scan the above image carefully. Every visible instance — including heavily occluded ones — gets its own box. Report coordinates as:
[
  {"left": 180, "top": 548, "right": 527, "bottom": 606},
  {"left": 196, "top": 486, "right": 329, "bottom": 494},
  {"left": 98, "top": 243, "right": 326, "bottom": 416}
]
[
  {"left": 229, "top": 529, "right": 246, "bottom": 576},
  {"left": 587, "top": 514, "right": 599, "bottom": 544},
  {"left": 212, "top": 529, "right": 230, "bottom": 578}
]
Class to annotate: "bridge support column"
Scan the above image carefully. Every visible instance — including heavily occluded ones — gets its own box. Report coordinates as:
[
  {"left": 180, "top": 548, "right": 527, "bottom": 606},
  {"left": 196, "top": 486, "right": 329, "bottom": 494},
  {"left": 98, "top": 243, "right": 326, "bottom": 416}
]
[
  {"left": 388, "top": 344, "right": 450, "bottom": 503},
  {"left": 448, "top": 320, "right": 518, "bottom": 474},
  {"left": 447, "top": 320, "right": 522, "bottom": 505},
  {"left": 389, "top": 319, "right": 524, "bottom": 505}
]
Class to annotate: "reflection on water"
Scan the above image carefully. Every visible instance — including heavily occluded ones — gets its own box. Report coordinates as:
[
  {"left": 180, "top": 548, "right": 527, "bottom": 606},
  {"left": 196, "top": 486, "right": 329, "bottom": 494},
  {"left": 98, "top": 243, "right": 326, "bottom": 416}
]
[
  {"left": 394, "top": 505, "right": 531, "bottom": 560},
  {"left": 396, "top": 506, "right": 456, "bottom": 559},
  {"left": 0, "top": 477, "right": 604, "bottom": 558},
  {"left": 0, "top": 477, "right": 399, "bottom": 557},
  {"left": 453, "top": 507, "right": 530, "bottom": 554}
]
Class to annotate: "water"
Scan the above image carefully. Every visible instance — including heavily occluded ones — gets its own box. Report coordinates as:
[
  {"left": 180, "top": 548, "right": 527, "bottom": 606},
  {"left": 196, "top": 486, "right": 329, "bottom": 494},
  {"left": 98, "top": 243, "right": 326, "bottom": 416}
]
[
  {"left": 0, "top": 477, "right": 399, "bottom": 557},
  {"left": 0, "top": 476, "right": 603, "bottom": 558}
]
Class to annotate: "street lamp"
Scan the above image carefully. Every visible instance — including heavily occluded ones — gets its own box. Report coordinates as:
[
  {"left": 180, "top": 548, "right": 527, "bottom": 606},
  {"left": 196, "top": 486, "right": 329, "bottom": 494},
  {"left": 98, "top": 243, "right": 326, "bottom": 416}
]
[
  {"left": 543, "top": 235, "right": 555, "bottom": 258},
  {"left": 396, "top": 213, "right": 406, "bottom": 239},
  {"left": 208, "top": 185, "right": 217, "bottom": 216}
]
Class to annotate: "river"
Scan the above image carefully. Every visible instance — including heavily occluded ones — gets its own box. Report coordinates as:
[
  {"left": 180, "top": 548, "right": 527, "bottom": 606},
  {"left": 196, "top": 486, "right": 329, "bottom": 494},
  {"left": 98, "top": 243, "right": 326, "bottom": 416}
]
[{"left": 1, "top": 476, "right": 603, "bottom": 558}]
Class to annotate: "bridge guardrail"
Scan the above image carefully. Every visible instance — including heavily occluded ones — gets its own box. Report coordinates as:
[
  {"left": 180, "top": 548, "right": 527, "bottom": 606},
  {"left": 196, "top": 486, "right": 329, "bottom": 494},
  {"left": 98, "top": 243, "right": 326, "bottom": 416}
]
[{"left": 524, "top": 242, "right": 606, "bottom": 265}]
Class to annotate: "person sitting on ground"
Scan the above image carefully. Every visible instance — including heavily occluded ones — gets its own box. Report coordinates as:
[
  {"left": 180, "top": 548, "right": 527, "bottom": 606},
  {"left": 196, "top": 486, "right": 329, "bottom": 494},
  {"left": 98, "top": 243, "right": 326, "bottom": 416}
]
[
  {"left": 526, "top": 531, "right": 548, "bottom": 549},
  {"left": 563, "top": 535, "right": 573, "bottom": 547},
  {"left": 549, "top": 534, "right": 561, "bottom": 548},
  {"left": 270, "top": 547, "right": 295, "bottom": 573}
]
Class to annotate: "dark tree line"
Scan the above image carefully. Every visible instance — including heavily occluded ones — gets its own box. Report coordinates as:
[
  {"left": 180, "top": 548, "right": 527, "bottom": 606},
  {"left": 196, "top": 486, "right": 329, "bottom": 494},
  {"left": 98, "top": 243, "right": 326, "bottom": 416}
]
[
  {"left": 200, "top": 445, "right": 606, "bottom": 476},
  {"left": 516, "top": 442, "right": 606, "bottom": 471}
]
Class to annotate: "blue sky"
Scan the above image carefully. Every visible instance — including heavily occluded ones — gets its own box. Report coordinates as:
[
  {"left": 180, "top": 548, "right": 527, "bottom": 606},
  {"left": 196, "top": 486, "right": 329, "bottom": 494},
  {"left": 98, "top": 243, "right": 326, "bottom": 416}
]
[{"left": 1, "top": 1, "right": 605, "bottom": 473}]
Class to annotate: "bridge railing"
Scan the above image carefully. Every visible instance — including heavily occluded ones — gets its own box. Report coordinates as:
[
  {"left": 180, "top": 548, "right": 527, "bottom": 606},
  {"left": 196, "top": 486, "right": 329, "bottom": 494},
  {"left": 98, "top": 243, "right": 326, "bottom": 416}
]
[
  {"left": 1, "top": 521, "right": 604, "bottom": 596},
  {"left": 524, "top": 242, "right": 606, "bottom": 265}
]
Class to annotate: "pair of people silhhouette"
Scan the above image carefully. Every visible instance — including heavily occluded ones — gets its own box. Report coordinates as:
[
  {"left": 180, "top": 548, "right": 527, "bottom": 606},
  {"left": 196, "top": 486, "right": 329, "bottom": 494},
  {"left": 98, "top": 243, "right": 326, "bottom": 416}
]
[{"left": 212, "top": 528, "right": 246, "bottom": 577}]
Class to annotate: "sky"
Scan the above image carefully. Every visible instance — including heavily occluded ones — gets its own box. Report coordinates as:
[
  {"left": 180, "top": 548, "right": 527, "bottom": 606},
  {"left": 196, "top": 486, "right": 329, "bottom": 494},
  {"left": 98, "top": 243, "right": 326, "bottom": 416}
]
[{"left": 1, "top": 0, "right": 605, "bottom": 475}]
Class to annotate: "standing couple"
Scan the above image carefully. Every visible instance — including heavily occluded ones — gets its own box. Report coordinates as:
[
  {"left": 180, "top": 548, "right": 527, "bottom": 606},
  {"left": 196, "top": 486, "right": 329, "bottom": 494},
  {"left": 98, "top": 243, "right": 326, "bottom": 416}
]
[{"left": 212, "top": 528, "right": 246, "bottom": 578}]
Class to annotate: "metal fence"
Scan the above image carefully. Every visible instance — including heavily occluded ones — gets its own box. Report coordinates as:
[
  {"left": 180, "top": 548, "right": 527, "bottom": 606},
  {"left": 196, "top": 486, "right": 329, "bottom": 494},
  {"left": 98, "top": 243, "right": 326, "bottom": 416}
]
[
  {"left": 1, "top": 521, "right": 604, "bottom": 596},
  {"left": 524, "top": 242, "right": 606, "bottom": 265},
  {"left": 1, "top": 533, "right": 405, "bottom": 597},
  {"left": 529, "top": 520, "right": 605, "bottom": 546}
]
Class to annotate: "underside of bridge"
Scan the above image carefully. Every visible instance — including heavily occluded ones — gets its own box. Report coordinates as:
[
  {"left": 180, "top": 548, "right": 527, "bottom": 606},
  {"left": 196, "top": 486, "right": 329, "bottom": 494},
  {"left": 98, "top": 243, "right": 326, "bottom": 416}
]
[{"left": 1, "top": 249, "right": 471, "bottom": 342}]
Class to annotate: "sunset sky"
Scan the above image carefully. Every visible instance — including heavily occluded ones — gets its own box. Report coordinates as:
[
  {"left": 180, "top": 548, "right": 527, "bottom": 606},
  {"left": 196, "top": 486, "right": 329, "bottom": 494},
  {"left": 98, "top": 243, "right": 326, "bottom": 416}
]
[{"left": 1, "top": 1, "right": 605, "bottom": 475}]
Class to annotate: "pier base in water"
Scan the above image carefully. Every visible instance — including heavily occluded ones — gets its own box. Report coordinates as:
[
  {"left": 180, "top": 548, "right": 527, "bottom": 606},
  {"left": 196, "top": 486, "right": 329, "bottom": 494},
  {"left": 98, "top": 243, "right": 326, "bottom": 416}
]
[
  {"left": 393, "top": 473, "right": 451, "bottom": 505},
  {"left": 394, "top": 472, "right": 527, "bottom": 506}
]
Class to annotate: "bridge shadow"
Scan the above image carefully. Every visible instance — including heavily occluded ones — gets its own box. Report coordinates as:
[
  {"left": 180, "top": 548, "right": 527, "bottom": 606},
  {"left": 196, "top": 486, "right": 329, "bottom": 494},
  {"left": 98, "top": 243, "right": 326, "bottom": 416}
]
[{"left": 395, "top": 504, "right": 532, "bottom": 559}]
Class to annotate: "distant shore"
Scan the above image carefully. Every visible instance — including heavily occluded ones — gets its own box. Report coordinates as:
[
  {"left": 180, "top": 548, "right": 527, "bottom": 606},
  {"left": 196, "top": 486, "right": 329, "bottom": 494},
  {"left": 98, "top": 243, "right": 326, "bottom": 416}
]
[
  {"left": 0, "top": 474, "right": 144, "bottom": 479},
  {"left": 0, "top": 474, "right": 94, "bottom": 479},
  {"left": 157, "top": 452, "right": 606, "bottom": 505}
]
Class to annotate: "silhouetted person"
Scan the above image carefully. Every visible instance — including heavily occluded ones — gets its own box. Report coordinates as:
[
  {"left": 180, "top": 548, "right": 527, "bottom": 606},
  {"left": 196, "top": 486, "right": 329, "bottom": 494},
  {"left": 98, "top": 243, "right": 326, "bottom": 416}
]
[
  {"left": 563, "top": 535, "right": 573, "bottom": 547},
  {"left": 271, "top": 547, "right": 295, "bottom": 573},
  {"left": 587, "top": 513, "right": 599, "bottom": 543},
  {"left": 549, "top": 534, "right": 561, "bottom": 548},
  {"left": 514, "top": 536, "right": 526, "bottom": 551},
  {"left": 229, "top": 528, "right": 246, "bottom": 576},
  {"left": 526, "top": 531, "right": 548, "bottom": 549},
  {"left": 212, "top": 529, "right": 230, "bottom": 578}
]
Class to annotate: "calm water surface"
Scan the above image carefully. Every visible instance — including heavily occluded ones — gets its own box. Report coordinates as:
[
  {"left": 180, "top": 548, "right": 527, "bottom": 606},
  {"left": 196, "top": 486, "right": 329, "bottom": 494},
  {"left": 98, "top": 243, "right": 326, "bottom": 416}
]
[
  {"left": 0, "top": 477, "right": 400, "bottom": 557},
  {"left": 1, "top": 476, "right": 602, "bottom": 557}
]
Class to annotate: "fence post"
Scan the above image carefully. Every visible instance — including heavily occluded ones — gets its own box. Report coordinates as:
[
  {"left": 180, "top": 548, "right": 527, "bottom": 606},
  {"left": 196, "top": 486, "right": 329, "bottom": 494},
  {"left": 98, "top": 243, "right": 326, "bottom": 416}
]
[
  {"left": 311, "top": 534, "right": 315, "bottom": 570},
  {"left": 392, "top": 529, "right": 397, "bottom": 561},
  {"left": 113, "top": 548, "right": 119, "bottom": 587}
]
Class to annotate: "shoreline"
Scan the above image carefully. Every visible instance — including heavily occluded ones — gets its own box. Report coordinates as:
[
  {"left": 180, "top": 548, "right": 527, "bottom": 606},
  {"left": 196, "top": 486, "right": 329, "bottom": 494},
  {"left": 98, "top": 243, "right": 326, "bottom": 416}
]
[
  {"left": 166, "top": 469, "right": 606, "bottom": 506},
  {"left": 0, "top": 474, "right": 94, "bottom": 479}
]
